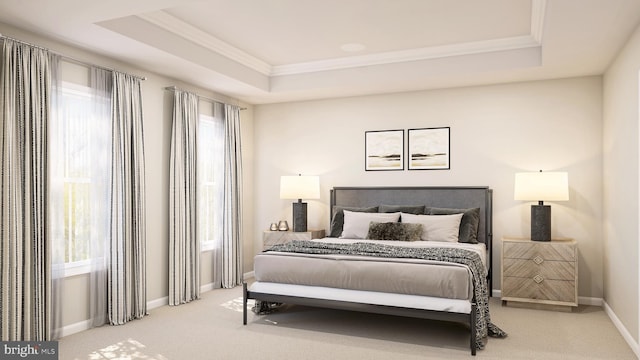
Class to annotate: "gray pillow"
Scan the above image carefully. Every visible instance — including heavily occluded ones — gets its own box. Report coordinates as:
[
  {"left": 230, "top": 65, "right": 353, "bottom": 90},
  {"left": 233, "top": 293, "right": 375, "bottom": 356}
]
[
  {"left": 379, "top": 204, "right": 425, "bottom": 215},
  {"left": 425, "top": 207, "right": 480, "bottom": 244},
  {"left": 329, "top": 206, "right": 378, "bottom": 237},
  {"left": 366, "top": 222, "right": 423, "bottom": 241}
]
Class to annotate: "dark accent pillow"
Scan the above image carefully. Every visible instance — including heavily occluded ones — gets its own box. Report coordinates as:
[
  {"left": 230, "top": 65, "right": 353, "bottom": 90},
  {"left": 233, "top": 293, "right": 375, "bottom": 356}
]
[
  {"left": 425, "top": 207, "right": 480, "bottom": 244},
  {"left": 329, "top": 206, "right": 378, "bottom": 237},
  {"left": 379, "top": 204, "right": 425, "bottom": 215},
  {"left": 366, "top": 222, "right": 423, "bottom": 241}
]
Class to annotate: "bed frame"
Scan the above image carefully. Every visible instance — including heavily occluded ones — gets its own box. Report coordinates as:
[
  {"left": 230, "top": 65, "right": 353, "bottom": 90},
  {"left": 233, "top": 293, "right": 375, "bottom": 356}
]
[{"left": 243, "top": 186, "right": 493, "bottom": 356}]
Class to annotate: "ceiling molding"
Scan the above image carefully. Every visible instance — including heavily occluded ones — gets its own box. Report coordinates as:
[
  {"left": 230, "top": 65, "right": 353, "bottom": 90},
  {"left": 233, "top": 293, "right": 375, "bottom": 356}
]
[
  {"left": 271, "top": 35, "right": 540, "bottom": 76},
  {"left": 137, "top": 2, "right": 546, "bottom": 78},
  {"left": 137, "top": 11, "right": 272, "bottom": 75}
]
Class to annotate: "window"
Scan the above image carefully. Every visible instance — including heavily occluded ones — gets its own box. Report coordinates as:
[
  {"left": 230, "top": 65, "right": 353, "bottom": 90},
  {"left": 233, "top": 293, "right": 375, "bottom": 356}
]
[
  {"left": 60, "top": 84, "right": 93, "bottom": 268},
  {"left": 51, "top": 62, "right": 112, "bottom": 277},
  {"left": 197, "top": 108, "right": 224, "bottom": 251}
]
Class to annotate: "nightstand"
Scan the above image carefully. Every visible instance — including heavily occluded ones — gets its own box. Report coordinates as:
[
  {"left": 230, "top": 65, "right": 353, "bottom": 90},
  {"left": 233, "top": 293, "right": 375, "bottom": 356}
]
[
  {"left": 262, "top": 229, "right": 325, "bottom": 251},
  {"left": 501, "top": 237, "right": 578, "bottom": 311}
]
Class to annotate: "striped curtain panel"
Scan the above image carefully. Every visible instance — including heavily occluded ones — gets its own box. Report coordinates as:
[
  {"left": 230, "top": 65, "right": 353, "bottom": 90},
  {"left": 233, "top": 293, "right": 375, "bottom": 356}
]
[
  {"left": 169, "top": 90, "right": 200, "bottom": 305},
  {"left": 0, "top": 39, "right": 52, "bottom": 340},
  {"left": 221, "top": 104, "right": 243, "bottom": 288},
  {"left": 108, "top": 72, "right": 147, "bottom": 325}
]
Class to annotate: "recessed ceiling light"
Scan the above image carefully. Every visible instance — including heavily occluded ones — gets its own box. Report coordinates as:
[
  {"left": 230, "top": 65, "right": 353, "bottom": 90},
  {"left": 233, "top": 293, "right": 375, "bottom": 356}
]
[{"left": 340, "top": 43, "right": 366, "bottom": 52}]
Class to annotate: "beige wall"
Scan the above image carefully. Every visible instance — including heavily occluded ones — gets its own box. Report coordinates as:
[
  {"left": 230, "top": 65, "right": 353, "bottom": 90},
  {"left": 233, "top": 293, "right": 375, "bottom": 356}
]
[
  {"left": 603, "top": 23, "right": 640, "bottom": 343},
  {"left": 253, "top": 77, "right": 604, "bottom": 301},
  {"left": 0, "top": 22, "right": 255, "bottom": 328}
]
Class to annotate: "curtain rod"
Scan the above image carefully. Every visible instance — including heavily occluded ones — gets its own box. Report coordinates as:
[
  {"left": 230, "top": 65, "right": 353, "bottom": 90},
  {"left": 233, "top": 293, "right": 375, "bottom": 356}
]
[
  {"left": 0, "top": 33, "right": 147, "bottom": 81},
  {"left": 165, "top": 86, "right": 247, "bottom": 110}
]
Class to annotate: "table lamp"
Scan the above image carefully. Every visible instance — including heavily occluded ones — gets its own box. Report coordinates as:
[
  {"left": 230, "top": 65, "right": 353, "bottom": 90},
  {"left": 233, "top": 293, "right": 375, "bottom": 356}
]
[
  {"left": 514, "top": 171, "right": 569, "bottom": 241},
  {"left": 280, "top": 174, "right": 320, "bottom": 232}
]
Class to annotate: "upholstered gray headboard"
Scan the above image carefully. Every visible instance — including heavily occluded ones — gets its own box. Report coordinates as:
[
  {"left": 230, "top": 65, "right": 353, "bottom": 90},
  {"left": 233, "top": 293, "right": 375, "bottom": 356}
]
[
  {"left": 329, "top": 186, "right": 494, "bottom": 287},
  {"left": 329, "top": 186, "right": 492, "bottom": 247}
]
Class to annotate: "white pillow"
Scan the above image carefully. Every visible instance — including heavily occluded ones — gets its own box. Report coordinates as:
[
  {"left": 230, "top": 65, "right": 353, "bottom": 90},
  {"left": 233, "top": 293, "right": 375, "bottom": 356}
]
[
  {"left": 400, "top": 212, "right": 463, "bottom": 242},
  {"left": 340, "top": 210, "right": 401, "bottom": 239}
]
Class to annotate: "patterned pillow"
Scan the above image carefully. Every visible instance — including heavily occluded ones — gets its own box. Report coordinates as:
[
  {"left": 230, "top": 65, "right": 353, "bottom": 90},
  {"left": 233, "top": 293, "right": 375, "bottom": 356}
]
[{"left": 366, "top": 222, "right": 423, "bottom": 241}]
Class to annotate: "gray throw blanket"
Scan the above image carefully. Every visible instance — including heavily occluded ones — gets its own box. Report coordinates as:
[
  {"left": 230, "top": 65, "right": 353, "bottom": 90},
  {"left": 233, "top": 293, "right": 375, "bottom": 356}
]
[{"left": 258, "top": 240, "right": 507, "bottom": 350}]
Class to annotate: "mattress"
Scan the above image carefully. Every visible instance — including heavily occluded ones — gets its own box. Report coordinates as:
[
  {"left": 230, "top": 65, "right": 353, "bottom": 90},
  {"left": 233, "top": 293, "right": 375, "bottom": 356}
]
[
  {"left": 254, "top": 238, "right": 487, "bottom": 301},
  {"left": 248, "top": 282, "right": 473, "bottom": 314}
]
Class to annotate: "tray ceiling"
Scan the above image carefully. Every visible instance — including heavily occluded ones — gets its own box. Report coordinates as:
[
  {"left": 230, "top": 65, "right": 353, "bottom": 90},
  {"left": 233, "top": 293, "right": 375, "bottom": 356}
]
[{"left": 0, "top": 0, "right": 639, "bottom": 104}]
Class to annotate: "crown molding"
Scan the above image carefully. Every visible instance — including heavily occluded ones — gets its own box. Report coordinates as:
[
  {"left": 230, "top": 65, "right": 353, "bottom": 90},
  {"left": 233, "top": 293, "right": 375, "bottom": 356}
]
[
  {"left": 137, "top": 11, "right": 272, "bottom": 75},
  {"left": 138, "top": 1, "right": 546, "bottom": 77},
  {"left": 271, "top": 35, "right": 540, "bottom": 76}
]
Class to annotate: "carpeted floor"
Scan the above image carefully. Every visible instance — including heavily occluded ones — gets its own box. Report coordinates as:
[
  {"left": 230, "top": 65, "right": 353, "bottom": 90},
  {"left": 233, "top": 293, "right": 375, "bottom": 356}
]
[{"left": 59, "top": 285, "right": 636, "bottom": 359}]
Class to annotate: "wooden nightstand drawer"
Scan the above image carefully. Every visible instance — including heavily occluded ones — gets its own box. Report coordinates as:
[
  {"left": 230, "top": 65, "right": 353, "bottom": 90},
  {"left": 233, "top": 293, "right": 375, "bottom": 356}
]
[
  {"left": 502, "top": 258, "right": 576, "bottom": 281},
  {"left": 503, "top": 241, "right": 575, "bottom": 262},
  {"left": 503, "top": 277, "right": 576, "bottom": 303}
]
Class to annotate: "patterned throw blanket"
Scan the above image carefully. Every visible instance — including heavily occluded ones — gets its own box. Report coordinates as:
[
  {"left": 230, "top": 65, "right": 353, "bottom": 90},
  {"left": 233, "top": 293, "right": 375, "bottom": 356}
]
[{"left": 259, "top": 240, "right": 507, "bottom": 350}]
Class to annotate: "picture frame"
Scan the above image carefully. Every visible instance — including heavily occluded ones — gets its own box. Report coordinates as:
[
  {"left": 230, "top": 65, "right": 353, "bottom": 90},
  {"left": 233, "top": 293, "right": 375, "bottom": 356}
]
[
  {"left": 408, "top": 127, "right": 450, "bottom": 170},
  {"left": 365, "top": 129, "right": 404, "bottom": 171}
]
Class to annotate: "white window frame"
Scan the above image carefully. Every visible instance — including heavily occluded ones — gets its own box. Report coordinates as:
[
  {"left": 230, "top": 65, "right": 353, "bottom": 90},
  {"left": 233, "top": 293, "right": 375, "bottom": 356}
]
[
  {"left": 198, "top": 114, "right": 221, "bottom": 252},
  {"left": 59, "top": 81, "right": 94, "bottom": 277}
]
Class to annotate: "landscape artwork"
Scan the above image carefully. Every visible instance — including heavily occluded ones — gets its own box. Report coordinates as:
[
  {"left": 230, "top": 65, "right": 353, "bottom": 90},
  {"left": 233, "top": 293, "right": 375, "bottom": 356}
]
[
  {"left": 365, "top": 129, "right": 404, "bottom": 171},
  {"left": 408, "top": 127, "right": 450, "bottom": 170}
]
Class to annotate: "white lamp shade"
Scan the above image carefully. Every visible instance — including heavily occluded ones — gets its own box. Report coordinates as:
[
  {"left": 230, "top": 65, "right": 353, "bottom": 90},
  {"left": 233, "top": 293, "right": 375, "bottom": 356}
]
[
  {"left": 514, "top": 171, "right": 569, "bottom": 201},
  {"left": 280, "top": 175, "right": 320, "bottom": 200}
]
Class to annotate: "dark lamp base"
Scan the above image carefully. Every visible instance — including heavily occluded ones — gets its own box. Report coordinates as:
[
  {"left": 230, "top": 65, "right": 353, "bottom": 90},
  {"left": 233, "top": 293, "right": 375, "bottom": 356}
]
[
  {"left": 292, "top": 201, "right": 308, "bottom": 232},
  {"left": 531, "top": 204, "right": 551, "bottom": 241}
]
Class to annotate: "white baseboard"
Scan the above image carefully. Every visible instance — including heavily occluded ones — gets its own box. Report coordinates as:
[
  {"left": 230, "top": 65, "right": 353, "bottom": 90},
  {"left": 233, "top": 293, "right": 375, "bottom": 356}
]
[
  {"left": 244, "top": 271, "right": 255, "bottom": 280},
  {"left": 147, "top": 296, "right": 168, "bottom": 310},
  {"left": 200, "top": 282, "right": 215, "bottom": 293},
  {"left": 578, "top": 296, "right": 603, "bottom": 306},
  {"left": 60, "top": 320, "right": 91, "bottom": 338},
  {"left": 603, "top": 301, "right": 640, "bottom": 358}
]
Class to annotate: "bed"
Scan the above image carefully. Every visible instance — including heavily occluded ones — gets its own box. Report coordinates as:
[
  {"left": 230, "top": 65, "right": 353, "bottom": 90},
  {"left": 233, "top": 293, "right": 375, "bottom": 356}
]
[{"left": 242, "top": 186, "right": 505, "bottom": 355}]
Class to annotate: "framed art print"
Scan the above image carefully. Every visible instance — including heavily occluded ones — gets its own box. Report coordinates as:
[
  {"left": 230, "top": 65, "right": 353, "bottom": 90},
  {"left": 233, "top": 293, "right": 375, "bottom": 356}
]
[
  {"left": 408, "top": 127, "right": 450, "bottom": 170},
  {"left": 365, "top": 129, "right": 404, "bottom": 171}
]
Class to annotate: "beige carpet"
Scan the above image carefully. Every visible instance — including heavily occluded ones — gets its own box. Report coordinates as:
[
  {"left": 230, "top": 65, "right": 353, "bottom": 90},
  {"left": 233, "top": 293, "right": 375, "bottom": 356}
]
[{"left": 59, "top": 286, "right": 636, "bottom": 360}]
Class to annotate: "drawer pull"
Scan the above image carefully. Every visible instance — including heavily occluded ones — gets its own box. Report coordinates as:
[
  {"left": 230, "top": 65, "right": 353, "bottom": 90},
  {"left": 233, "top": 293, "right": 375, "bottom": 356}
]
[
  {"left": 533, "top": 256, "right": 544, "bottom": 265},
  {"left": 533, "top": 274, "right": 544, "bottom": 284}
]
